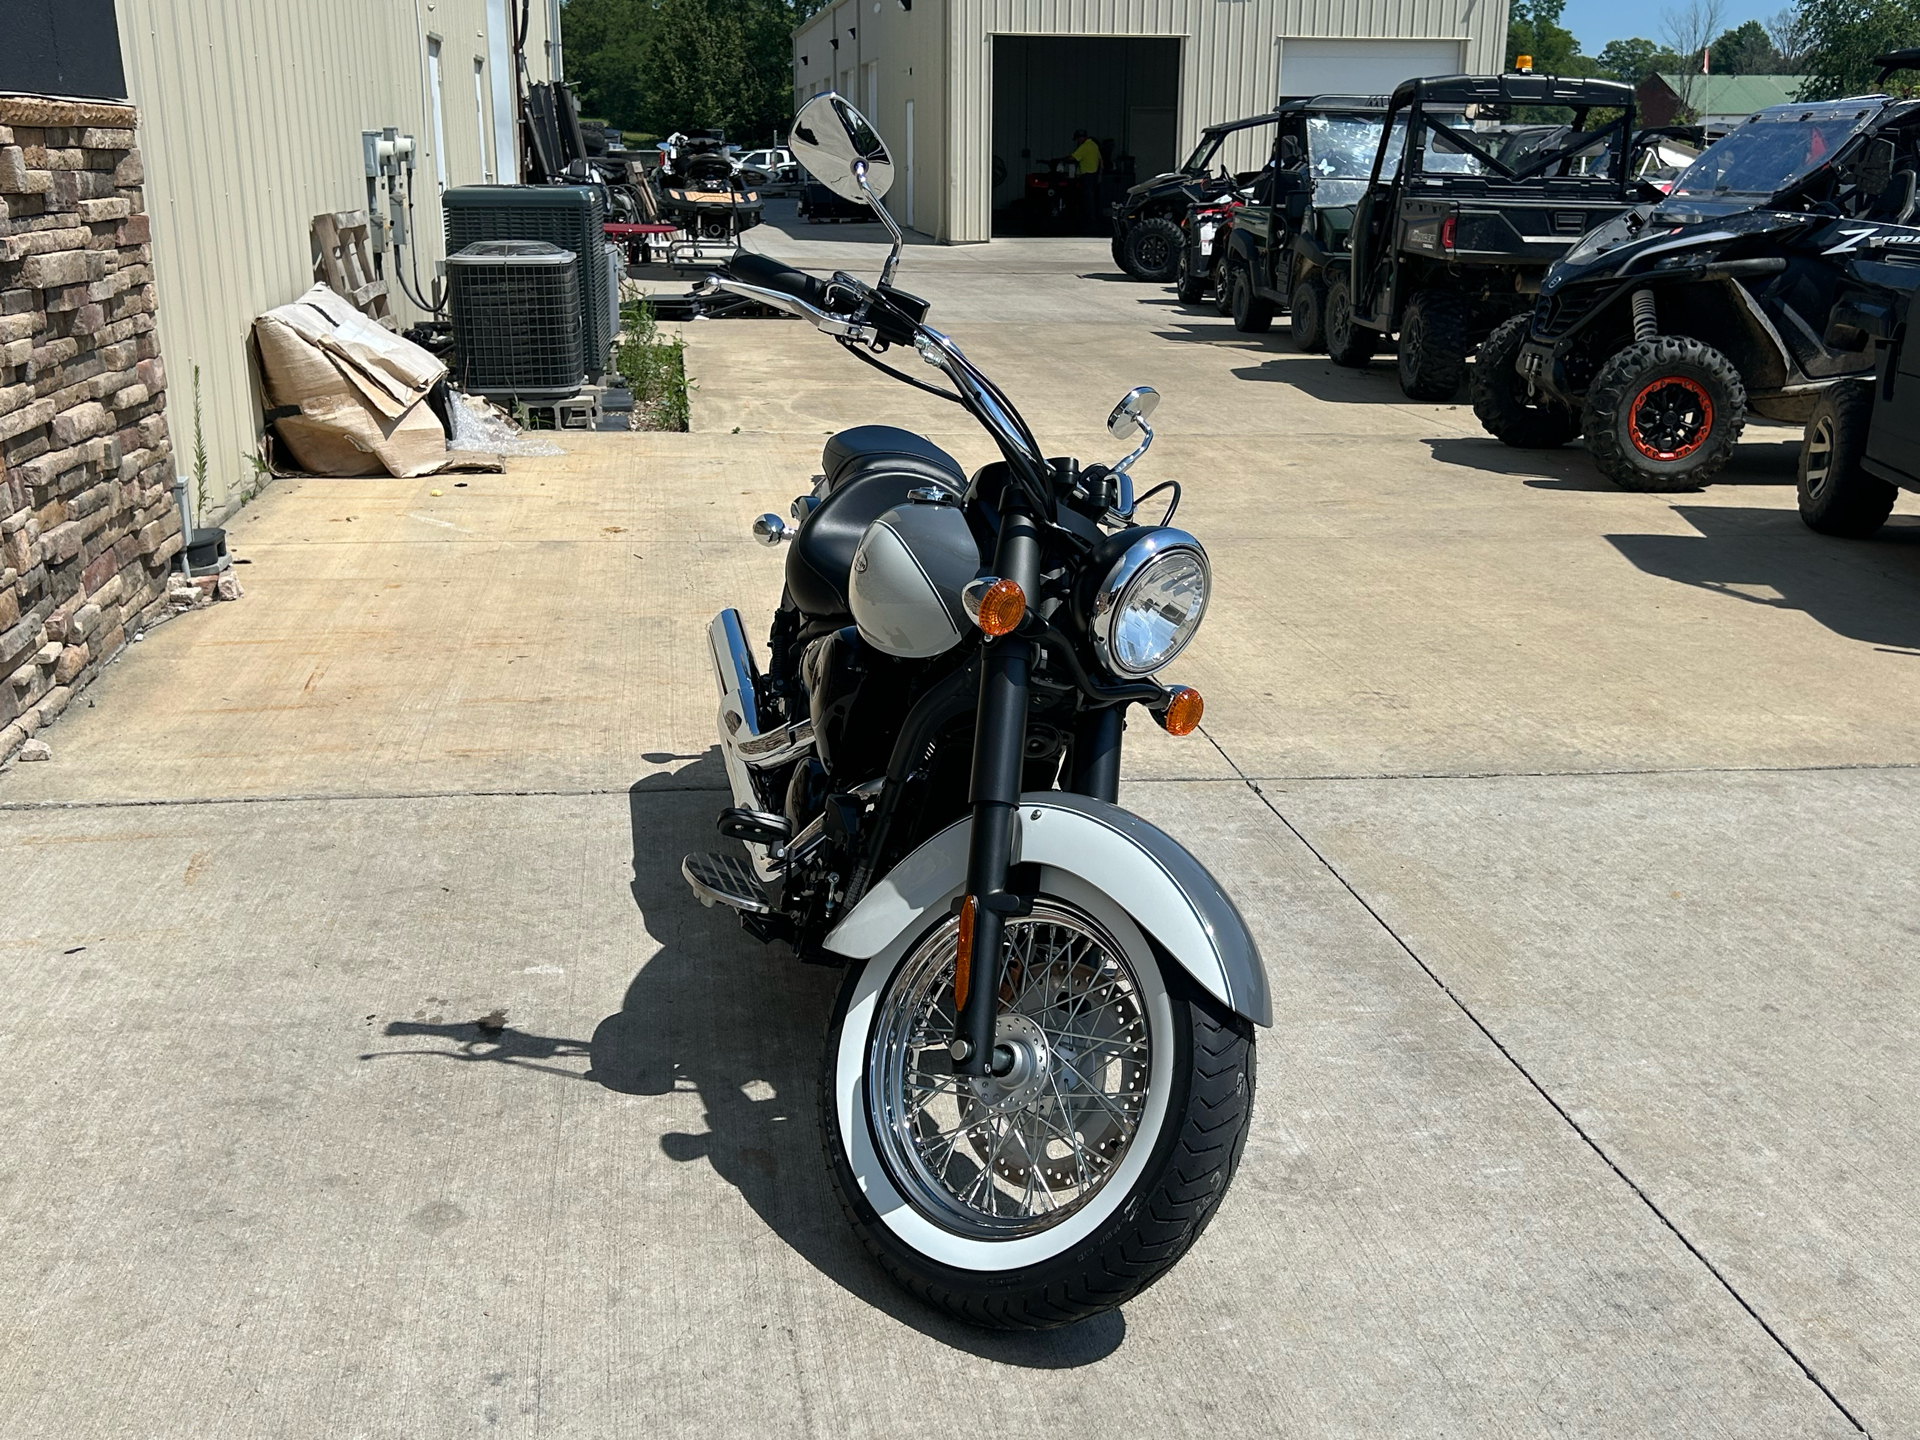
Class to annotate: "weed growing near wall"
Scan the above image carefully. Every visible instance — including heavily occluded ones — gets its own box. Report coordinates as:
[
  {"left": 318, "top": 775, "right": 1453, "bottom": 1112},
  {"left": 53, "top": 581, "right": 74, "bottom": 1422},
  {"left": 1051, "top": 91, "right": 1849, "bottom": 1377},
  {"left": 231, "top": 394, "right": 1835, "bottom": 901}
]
[{"left": 615, "top": 296, "right": 692, "bottom": 432}]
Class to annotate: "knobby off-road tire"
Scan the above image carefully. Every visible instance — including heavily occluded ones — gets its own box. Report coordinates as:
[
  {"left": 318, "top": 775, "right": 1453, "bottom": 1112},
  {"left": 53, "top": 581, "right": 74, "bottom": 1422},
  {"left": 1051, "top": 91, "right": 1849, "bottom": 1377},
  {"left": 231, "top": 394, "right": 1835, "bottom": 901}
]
[
  {"left": 1174, "top": 250, "right": 1209, "bottom": 305},
  {"left": 1471, "top": 314, "right": 1581, "bottom": 448},
  {"left": 1397, "top": 289, "right": 1469, "bottom": 401},
  {"left": 821, "top": 878, "right": 1257, "bottom": 1330},
  {"left": 1584, "top": 335, "right": 1746, "bottom": 492},
  {"left": 1213, "top": 254, "right": 1238, "bottom": 316},
  {"left": 1111, "top": 233, "right": 1132, "bottom": 275},
  {"left": 1798, "top": 381, "right": 1896, "bottom": 536},
  {"left": 1124, "top": 216, "right": 1186, "bottom": 284},
  {"left": 1290, "top": 277, "right": 1328, "bottom": 352},
  {"left": 1231, "top": 265, "right": 1275, "bottom": 333},
  {"left": 1325, "top": 277, "right": 1378, "bottom": 368}
]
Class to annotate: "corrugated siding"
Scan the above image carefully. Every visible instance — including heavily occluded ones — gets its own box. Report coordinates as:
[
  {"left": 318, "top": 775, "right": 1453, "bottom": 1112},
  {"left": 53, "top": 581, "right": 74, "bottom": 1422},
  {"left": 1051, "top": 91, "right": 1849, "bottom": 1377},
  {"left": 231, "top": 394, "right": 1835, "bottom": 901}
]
[
  {"left": 116, "top": 1, "right": 554, "bottom": 512},
  {"left": 935, "top": 0, "right": 1506, "bottom": 240}
]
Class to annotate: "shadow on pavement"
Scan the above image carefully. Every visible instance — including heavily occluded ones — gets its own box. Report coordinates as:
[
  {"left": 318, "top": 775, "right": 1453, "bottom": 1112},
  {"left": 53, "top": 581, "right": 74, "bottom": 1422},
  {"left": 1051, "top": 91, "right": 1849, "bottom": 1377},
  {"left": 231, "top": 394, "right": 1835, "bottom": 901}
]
[
  {"left": 1423, "top": 434, "right": 1596, "bottom": 481},
  {"left": 362, "top": 754, "right": 1126, "bottom": 1365},
  {"left": 1607, "top": 505, "right": 1920, "bottom": 649}
]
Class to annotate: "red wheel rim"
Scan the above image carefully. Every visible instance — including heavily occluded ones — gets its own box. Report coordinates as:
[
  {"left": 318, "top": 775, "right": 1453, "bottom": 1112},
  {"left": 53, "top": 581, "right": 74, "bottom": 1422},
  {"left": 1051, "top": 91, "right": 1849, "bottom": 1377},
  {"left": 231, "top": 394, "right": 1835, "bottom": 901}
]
[{"left": 1628, "top": 376, "right": 1714, "bottom": 462}]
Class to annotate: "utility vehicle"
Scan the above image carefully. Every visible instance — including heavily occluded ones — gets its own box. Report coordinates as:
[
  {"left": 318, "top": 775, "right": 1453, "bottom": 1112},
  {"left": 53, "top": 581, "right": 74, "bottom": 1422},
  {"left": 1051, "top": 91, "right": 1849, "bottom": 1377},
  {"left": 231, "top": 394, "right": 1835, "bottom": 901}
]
[
  {"left": 1477, "top": 52, "right": 1920, "bottom": 491},
  {"left": 1112, "top": 111, "right": 1281, "bottom": 282},
  {"left": 1798, "top": 240, "right": 1920, "bottom": 534},
  {"left": 1326, "top": 72, "right": 1641, "bottom": 399},
  {"left": 1215, "top": 95, "right": 1393, "bottom": 347}
]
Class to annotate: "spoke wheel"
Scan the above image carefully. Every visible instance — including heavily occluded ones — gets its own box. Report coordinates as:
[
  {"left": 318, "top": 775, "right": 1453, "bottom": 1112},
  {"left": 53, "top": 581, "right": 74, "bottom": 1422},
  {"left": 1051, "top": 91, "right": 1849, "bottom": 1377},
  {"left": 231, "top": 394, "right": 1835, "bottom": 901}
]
[
  {"left": 869, "top": 902, "right": 1151, "bottom": 1240},
  {"left": 822, "top": 871, "right": 1258, "bottom": 1330}
]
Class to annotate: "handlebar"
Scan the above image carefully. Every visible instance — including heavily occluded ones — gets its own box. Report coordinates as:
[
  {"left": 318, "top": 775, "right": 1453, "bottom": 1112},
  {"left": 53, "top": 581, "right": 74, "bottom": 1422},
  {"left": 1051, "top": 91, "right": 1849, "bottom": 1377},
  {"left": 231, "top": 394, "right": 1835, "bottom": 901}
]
[{"left": 723, "top": 251, "right": 853, "bottom": 316}]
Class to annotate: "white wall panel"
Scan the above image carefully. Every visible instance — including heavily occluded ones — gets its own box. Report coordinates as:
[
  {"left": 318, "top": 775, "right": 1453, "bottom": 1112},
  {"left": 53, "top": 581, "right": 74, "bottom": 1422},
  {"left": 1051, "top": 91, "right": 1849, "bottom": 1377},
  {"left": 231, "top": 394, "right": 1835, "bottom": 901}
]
[{"left": 116, "top": 0, "right": 555, "bottom": 511}]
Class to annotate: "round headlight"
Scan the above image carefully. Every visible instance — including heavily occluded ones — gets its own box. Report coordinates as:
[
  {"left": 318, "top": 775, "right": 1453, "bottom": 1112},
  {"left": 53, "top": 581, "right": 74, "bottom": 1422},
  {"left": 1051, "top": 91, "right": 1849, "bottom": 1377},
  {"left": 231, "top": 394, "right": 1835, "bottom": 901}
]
[{"left": 1092, "top": 529, "right": 1210, "bottom": 677}]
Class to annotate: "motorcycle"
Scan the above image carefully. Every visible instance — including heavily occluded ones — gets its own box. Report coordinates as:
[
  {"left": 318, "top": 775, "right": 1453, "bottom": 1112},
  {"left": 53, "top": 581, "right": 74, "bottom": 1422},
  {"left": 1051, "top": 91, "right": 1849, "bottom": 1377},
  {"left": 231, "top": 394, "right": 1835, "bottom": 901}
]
[{"left": 686, "top": 93, "right": 1269, "bottom": 1330}]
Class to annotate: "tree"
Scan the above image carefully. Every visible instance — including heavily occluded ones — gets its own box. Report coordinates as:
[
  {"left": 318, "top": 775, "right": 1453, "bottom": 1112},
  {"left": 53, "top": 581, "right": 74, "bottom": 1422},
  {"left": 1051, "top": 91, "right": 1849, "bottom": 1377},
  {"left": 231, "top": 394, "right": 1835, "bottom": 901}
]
[
  {"left": 1706, "top": 18, "right": 1784, "bottom": 72},
  {"left": 1662, "top": 0, "right": 1728, "bottom": 116},
  {"left": 1596, "top": 36, "right": 1688, "bottom": 87},
  {"left": 564, "top": 0, "right": 654, "bottom": 133},
  {"left": 1507, "top": 0, "right": 1602, "bottom": 74},
  {"left": 1784, "top": 0, "right": 1920, "bottom": 99},
  {"left": 561, "top": 0, "right": 820, "bottom": 143}
]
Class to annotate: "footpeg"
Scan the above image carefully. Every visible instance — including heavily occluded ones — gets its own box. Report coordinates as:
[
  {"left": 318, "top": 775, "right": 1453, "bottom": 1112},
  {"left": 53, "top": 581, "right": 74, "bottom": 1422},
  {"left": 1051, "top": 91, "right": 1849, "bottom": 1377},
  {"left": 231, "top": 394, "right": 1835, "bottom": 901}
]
[
  {"left": 682, "top": 852, "right": 773, "bottom": 913},
  {"left": 716, "top": 806, "right": 792, "bottom": 849}
]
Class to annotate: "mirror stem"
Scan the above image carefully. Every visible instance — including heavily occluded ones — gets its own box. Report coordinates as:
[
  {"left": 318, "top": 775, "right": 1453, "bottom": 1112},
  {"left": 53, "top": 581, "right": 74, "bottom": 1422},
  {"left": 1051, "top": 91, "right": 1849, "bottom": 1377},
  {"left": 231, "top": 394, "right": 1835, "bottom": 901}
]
[
  {"left": 1112, "top": 418, "right": 1153, "bottom": 480},
  {"left": 855, "top": 159, "right": 906, "bottom": 290}
]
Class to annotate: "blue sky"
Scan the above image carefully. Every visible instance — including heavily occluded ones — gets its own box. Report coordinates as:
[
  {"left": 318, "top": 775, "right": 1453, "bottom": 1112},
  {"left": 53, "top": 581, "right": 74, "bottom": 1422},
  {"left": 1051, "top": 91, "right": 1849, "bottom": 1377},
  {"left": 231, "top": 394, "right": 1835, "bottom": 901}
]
[{"left": 1559, "top": 0, "right": 1777, "bottom": 54}]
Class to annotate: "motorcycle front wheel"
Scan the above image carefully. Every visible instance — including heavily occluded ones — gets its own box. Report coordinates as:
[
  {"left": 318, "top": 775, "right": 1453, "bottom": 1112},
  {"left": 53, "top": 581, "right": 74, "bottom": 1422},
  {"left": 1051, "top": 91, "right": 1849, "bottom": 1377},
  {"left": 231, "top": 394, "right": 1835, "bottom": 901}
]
[{"left": 821, "top": 870, "right": 1256, "bottom": 1329}]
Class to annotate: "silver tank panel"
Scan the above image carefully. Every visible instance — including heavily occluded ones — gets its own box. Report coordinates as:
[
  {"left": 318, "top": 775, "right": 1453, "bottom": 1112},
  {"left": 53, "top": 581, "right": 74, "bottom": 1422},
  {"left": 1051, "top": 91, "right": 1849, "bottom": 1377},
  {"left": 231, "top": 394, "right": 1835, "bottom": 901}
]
[{"left": 848, "top": 501, "right": 980, "bottom": 659}]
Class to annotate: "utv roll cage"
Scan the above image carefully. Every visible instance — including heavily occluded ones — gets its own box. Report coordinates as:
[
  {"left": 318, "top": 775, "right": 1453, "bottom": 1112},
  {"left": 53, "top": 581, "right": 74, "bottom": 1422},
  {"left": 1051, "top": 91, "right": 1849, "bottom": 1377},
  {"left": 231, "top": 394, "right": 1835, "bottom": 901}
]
[{"left": 1369, "top": 73, "right": 1641, "bottom": 190}]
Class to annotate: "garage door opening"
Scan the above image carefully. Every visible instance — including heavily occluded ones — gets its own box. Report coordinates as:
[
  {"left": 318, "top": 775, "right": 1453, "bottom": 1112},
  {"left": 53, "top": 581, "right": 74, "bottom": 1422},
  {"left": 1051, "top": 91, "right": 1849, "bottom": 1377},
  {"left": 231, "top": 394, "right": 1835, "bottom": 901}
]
[{"left": 991, "top": 35, "right": 1180, "bottom": 237}]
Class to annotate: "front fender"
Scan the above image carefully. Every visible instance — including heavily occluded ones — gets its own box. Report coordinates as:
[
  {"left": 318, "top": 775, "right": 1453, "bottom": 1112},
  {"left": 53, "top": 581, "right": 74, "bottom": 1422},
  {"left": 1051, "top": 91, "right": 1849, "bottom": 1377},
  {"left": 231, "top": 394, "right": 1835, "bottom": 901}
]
[{"left": 823, "top": 791, "right": 1272, "bottom": 1026}]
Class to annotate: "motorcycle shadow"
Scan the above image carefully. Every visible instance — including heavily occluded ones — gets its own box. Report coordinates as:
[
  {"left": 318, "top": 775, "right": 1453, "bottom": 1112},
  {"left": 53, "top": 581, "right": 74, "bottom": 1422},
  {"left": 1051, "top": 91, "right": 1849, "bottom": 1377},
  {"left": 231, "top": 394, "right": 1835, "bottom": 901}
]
[{"left": 588, "top": 757, "right": 1127, "bottom": 1365}]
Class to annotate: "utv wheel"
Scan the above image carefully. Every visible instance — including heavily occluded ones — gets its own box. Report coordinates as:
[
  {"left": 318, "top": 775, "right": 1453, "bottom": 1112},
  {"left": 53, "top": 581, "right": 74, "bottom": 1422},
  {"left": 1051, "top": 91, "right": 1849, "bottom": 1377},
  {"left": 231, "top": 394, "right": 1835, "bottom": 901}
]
[
  {"left": 1325, "top": 277, "right": 1378, "bottom": 368},
  {"left": 1290, "top": 277, "right": 1328, "bottom": 352},
  {"left": 1213, "top": 257, "right": 1237, "bottom": 316},
  {"left": 1583, "top": 336, "right": 1746, "bottom": 492},
  {"left": 1110, "top": 233, "right": 1132, "bottom": 275},
  {"left": 1397, "top": 290, "right": 1468, "bottom": 401},
  {"left": 1174, "top": 251, "right": 1208, "bottom": 305},
  {"left": 1799, "top": 381, "right": 1895, "bottom": 537},
  {"left": 1123, "top": 217, "right": 1186, "bottom": 284},
  {"left": 821, "top": 876, "right": 1257, "bottom": 1330},
  {"left": 1471, "top": 314, "right": 1581, "bottom": 448},
  {"left": 1230, "top": 266, "right": 1275, "bottom": 333}
]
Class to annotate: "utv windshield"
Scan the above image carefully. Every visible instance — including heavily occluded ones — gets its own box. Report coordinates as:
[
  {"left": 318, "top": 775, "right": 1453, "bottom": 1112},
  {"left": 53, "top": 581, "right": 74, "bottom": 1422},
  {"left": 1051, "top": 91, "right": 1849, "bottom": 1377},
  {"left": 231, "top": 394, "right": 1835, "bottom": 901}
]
[
  {"left": 1182, "top": 133, "right": 1226, "bottom": 173},
  {"left": 1307, "top": 114, "right": 1394, "bottom": 177},
  {"left": 1668, "top": 108, "right": 1876, "bottom": 199}
]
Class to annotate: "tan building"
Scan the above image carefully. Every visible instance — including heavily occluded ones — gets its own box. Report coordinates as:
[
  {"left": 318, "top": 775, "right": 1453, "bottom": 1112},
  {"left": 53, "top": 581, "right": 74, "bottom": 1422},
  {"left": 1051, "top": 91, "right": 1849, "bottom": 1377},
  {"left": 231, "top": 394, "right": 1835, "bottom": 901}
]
[
  {"left": 793, "top": 0, "right": 1512, "bottom": 244},
  {"left": 111, "top": 0, "right": 562, "bottom": 515}
]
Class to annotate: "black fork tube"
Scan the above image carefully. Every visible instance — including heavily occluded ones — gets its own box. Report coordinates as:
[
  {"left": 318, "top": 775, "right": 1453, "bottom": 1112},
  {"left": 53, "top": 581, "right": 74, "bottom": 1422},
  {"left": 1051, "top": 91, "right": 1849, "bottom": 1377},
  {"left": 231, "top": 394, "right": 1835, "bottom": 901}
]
[{"left": 954, "top": 503, "right": 1041, "bottom": 1077}]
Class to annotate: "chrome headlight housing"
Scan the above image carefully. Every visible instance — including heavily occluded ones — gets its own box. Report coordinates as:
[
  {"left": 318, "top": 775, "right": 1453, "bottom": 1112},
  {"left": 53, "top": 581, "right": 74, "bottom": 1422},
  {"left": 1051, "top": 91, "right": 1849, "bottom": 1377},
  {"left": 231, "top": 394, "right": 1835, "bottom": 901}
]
[{"left": 1090, "top": 528, "right": 1210, "bottom": 677}]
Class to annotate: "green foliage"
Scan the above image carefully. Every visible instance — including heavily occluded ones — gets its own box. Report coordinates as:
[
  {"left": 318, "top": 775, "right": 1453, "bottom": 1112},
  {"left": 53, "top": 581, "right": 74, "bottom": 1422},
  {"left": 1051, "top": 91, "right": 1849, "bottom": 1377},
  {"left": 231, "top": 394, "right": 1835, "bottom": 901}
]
[
  {"left": 562, "top": 0, "right": 820, "bottom": 145},
  {"left": 190, "top": 362, "right": 210, "bottom": 524},
  {"left": 1507, "top": 0, "right": 1603, "bottom": 75},
  {"left": 615, "top": 295, "right": 692, "bottom": 431},
  {"left": 1707, "top": 19, "right": 1786, "bottom": 73},
  {"left": 1596, "top": 36, "right": 1688, "bottom": 87},
  {"left": 1786, "top": 0, "right": 1920, "bottom": 99}
]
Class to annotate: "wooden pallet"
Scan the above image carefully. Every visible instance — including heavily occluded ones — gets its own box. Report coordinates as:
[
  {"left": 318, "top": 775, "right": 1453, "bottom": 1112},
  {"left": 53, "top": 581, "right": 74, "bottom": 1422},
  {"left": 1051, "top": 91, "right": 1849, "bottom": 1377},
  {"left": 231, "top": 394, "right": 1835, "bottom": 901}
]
[{"left": 311, "top": 210, "right": 395, "bottom": 329}]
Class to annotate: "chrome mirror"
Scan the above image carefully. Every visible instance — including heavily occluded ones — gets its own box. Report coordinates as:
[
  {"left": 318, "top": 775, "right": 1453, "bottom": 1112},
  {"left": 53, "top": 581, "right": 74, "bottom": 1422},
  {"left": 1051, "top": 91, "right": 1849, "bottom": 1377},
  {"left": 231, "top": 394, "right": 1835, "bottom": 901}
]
[
  {"left": 1107, "top": 385, "right": 1160, "bottom": 494},
  {"left": 1107, "top": 385, "right": 1161, "bottom": 440},
  {"left": 790, "top": 92, "right": 905, "bottom": 287},
  {"left": 790, "top": 94, "right": 894, "bottom": 203}
]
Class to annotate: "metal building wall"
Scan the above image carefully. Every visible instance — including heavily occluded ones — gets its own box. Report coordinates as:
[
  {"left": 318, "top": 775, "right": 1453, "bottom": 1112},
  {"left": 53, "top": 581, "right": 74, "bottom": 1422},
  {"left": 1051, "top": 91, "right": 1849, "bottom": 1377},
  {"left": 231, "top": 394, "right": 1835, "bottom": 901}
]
[
  {"left": 115, "top": 0, "right": 554, "bottom": 514},
  {"left": 793, "top": 0, "right": 948, "bottom": 238},
  {"left": 808, "top": 0, "right": 1506, "bottom": 243}
]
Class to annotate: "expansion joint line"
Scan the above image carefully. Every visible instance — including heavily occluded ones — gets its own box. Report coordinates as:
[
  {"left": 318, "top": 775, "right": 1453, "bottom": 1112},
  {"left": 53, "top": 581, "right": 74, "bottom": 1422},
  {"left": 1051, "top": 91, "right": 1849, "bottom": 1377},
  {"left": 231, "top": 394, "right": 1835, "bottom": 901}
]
[{"left": 1197, "top": 726, "right": 1870, "bottom": 1438}]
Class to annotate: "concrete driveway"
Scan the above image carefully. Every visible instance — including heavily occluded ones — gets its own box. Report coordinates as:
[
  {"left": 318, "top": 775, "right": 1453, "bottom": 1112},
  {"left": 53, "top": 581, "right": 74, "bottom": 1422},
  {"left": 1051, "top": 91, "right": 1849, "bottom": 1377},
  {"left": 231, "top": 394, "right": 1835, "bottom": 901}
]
[{"left": 2, "top": 202, "right": 1915, "bottom": 1439}]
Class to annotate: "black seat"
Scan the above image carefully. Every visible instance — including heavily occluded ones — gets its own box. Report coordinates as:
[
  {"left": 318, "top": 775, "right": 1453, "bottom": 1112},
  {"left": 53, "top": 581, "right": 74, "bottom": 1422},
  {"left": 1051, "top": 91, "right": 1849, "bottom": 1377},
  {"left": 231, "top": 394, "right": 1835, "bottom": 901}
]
[
  {"left": 822, "top": 425, "right": 964, "bottom": 493},
  {"left": 786, "top": 466, "right": 965, "bottom": 617}
]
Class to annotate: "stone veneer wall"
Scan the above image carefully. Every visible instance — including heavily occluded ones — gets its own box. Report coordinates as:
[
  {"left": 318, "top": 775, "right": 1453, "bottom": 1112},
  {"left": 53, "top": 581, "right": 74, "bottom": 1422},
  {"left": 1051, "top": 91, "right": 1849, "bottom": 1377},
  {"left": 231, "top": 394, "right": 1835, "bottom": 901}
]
[{"left": 0, "top": 95, "right": 180, "bottom": 765}]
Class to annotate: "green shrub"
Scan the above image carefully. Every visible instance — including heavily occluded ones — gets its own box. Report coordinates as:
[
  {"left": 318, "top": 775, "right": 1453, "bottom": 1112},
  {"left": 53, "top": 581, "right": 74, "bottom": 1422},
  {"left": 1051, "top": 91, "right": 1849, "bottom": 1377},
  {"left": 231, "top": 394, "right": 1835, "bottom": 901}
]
[{"left": 615, "top": 295, "right": 693, "bottom": 431}]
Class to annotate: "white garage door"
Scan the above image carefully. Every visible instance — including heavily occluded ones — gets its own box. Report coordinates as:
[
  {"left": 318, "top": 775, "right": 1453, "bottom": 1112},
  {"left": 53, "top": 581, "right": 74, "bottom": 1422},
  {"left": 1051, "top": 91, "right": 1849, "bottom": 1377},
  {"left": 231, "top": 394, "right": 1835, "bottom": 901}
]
[{"left": 1278, "top": 38, "right": 1465, "bottom": 100}]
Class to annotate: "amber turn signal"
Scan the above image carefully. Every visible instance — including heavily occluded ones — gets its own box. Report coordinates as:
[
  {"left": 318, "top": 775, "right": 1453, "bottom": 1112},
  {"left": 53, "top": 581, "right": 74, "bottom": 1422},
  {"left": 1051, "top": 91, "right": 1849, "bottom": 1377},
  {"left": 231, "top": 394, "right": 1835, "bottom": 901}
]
[
  {"left": 953, "top": 895, "right": 977, "bottom": 1008},
  {"left": 961, "top": 576, "right": 1026, "bottom": 637},
  {"left": 1156, "top": 686, "right": 1204, "bottom": 736}
]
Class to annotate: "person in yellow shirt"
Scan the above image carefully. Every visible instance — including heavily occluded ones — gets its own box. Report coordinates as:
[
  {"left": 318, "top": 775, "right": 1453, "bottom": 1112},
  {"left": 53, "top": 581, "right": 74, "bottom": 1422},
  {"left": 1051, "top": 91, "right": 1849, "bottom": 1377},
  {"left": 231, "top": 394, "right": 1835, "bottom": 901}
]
[{"left": 1069, "top": 130, "right": 1103, "bottom": 232}]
